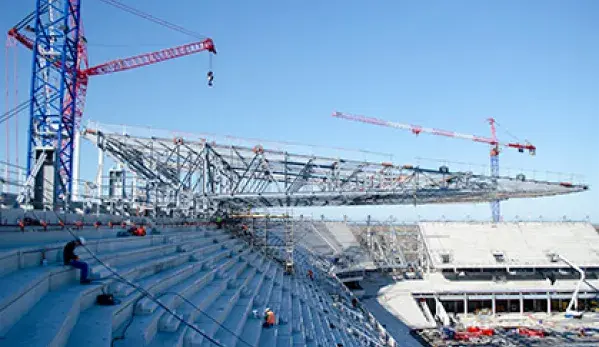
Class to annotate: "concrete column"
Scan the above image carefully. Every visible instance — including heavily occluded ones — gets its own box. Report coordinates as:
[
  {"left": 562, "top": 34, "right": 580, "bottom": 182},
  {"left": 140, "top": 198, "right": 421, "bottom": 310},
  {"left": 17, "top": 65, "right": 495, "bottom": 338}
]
[
  {"left": 463, "top": 295, "right": 468, "bottom": 315},
  {"left": 96, "top": 148, "right": 104, "bottom": 198},
  {"left": 519, "top": 294, "right": 524, "bottom": 315},
  {"left": 72, "top": 130, "right": 81, "bottom": 201},
  {"left": 547, "top": 294, "right": 551, "bottom": 314},
  {"left": 492, "top": 295, "right": 496, "bottom": 315}
]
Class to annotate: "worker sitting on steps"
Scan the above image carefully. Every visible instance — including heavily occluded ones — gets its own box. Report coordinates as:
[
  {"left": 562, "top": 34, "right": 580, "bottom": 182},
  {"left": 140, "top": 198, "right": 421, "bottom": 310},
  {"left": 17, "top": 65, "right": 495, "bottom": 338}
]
[
  {"left": 263, "top": 308, "right": 276, "bottom": 328},
  {"left": 63, "top": 237, "right": 91, "bottom": 284}
]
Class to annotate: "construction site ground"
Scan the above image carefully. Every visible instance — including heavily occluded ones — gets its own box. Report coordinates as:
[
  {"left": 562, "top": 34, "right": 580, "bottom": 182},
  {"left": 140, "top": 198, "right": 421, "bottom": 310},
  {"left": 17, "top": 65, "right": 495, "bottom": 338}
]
[{"left": 418, "top": 312, "right": 599, "bottom": 346}]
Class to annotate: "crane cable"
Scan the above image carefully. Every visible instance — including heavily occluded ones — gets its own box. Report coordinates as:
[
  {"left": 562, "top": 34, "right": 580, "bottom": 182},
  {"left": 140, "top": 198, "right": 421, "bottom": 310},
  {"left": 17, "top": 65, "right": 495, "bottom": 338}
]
[
  {"left": 49, "top": 216, "right": 226, "bottom": 347},
  {"left": 30, "top": 208, "right": 256, "bottom": 347},
  {"left": 95, "top": 0, "right": 206, "bottom": 40}
]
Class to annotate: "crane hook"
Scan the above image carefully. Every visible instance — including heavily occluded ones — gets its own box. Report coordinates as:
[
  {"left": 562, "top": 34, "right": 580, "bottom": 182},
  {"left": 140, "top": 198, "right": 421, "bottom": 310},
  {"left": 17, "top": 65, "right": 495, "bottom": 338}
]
[
  {"left": 207, "top": 53, "right": 214, "bottom": 87},
  {"left": 207, "top": 71, "right": 214, "bottom": 87}
]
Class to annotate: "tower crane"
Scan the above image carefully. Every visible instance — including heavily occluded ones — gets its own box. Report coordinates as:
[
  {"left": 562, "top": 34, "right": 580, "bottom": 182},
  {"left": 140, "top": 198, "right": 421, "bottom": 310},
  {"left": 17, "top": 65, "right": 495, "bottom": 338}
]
[
  {"left": 7, "top": 0, "right": 216, "bottom": 208},
  {"left": 332, "top": 111, "right": 536, "bottom": 222}
]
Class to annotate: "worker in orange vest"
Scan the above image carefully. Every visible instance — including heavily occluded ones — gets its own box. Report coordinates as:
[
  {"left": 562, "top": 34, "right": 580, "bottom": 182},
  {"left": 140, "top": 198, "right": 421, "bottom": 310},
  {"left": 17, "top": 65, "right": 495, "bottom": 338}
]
[
  {"left": 263, "top": 308, "right": 276, "bottom": 328},
  {"left": 307, "top": 269, "right": 314, "bottom": 281},
  {"left": 40, "top": 220, "right": 48, "bottom": 231},
  {"left": 131, "top": 225, "right": 146, "bottom": 237}
]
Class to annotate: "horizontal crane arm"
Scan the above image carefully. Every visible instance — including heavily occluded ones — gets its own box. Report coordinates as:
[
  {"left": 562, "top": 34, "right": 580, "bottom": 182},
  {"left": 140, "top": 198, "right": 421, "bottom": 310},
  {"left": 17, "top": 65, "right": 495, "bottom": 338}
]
[
  {"left": 8, "top": 28, "right": 34, "bottom": 50},
  {"left": 333, "top": 111, "right": 536, "bottom": 153},
  {"left": 82, "top": 38, "right": 216, "bottom": 76}
]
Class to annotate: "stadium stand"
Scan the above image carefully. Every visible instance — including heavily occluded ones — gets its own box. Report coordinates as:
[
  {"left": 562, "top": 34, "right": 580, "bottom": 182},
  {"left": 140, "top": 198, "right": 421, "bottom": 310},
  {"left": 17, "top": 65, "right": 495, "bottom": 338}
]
[
  {"left": 296, "top": 221, "right": 375, "bottom": 271},
  {"left": 0, "top": 223, "right": 395, "bottom": 347},
  {"left": 420, "top": 222, "right": 599, "bottom": 269}
]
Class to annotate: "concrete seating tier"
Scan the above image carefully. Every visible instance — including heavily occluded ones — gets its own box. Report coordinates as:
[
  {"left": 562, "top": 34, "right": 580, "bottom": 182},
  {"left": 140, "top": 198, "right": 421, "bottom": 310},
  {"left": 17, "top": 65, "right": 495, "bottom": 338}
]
[
  {"left": 420, "top": 221, "right": 599, "bottom": 269},
  {"left": 0, "top": 225, "right": 390, "bottom": 347}
]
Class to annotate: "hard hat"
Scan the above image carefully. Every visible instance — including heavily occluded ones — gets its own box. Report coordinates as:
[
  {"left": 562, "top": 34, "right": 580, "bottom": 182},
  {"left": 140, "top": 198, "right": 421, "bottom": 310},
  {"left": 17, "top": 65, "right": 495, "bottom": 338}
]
[
  {"left": 78, "top": 237, "right": 86, "bottom": 245},
  {"left": 265, "top": 308, "right": 270, "bottom": 312}
]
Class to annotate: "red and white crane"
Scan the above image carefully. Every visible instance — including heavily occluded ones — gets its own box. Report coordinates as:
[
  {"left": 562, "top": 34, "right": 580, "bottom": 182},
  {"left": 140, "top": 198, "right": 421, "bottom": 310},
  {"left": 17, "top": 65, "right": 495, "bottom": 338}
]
[
  {"left": 332, "top": 111, "right": 536, "bottom": 222},
  {"left": 5, "top": 0, "right": 216, "bottom": 205}
]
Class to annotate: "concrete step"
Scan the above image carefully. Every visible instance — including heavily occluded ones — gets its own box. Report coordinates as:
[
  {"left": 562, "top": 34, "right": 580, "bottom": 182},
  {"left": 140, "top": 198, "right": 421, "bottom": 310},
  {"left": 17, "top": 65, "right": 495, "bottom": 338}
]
[
  {"left": 65, "top": 306, "right": 113, "bottom": 347},
  {"left": 118, "top": 249, "right": 249, "bottom": 346},
  {"left": 136, "top": 250, "right": 230, "bottom": 317},
  {"left": 111, "top": 240, "right": 240, "bottom": 297},
  {"left": 0, "top": 234, "right": 199, "bottom": 336},
  {"left": 257, "top": 279, "right": 283, "bottom": 347},
  {"left": 214, "top": 262, "right": 270, "bottom": 347},
  {"left": 0, "top": 265, "right": 74, "bottom": 336},
  {"left": 309, "top": 305, "right": 330, "bottom": 346},
  {"left": 175, "top": 282, "right": 228, "bottom": 346},
  {"left": 236, "top": 267, "right": 278, "bottom": 347},
  {"left": 1, "top": 282, "right": 104, "bottom": 347},
  {"left": 290, "top": 295, "right": 305, "bottom": 346},
  {"left": 300, "top": 303, "right": 316, "bottom": 344},
  {"left": 67, "top": 243, "right": 239, "bottom": 347},
  {"left": 188, "top": 265, "right": 257, "bottom": 346},
  {"left": 187, "top": 288, "right": 240, "bottom": 346}
]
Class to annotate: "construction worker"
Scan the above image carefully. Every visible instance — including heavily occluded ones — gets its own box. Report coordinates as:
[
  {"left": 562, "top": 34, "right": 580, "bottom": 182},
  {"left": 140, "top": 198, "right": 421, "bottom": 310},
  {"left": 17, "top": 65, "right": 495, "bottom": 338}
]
[
  {"left": 136, "top": 225, "right": 147, "bottom": 236},
  {"left": 263, "top": 308, "right": 276, "bottom": 328},
  {"left": 63, "top": 237, "right": 91, "bottom": 284},
  {"left": 307, "top": 269, "right": 314, "bottom": 281},
  {"left": 128, "top": 225, "right": 146, "bottom": 236},
  {"left": 75, "top": 220, "right": 83, "bottom": 230}
]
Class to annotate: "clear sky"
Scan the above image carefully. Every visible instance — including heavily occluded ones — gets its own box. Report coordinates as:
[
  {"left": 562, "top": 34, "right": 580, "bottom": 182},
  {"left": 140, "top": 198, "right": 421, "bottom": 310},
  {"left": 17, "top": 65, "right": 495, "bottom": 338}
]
[{"left": 1, "top": 0, "right": 598, "bottom": 222}]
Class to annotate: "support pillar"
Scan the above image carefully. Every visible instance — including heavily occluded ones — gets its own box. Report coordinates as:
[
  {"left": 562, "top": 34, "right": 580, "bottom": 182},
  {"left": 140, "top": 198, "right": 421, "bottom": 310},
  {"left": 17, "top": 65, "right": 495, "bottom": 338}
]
[
  {"left": 519, "top": 294, "right": 524, "bottom": 315},
  {"left": 33, "top": 148, "right": 55, "bottom": 210},
  {"left": 463, "top": 295, "right": 468, "bottom": 315},
  {"left": 492, "top": 295, "right": 496, "bottom": 315},
  {"left": 96, "top": 148, "right": 104, "bottom": 198},
  {"left": 547, "top": 294, "right": 551, "bottom": 315},
  {"left": 72, "top": 130, "right": 81, "bottom": 201}
]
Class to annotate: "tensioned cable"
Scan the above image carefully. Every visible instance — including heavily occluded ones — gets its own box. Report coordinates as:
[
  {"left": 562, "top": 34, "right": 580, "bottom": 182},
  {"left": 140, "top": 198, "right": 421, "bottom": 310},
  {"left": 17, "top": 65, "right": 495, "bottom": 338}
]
[
  {"left": 44, "top": 210, "right": 226, "bottom": 347},
  {"left": 95, "top": 0, "right": 207, "bottom": 40}
]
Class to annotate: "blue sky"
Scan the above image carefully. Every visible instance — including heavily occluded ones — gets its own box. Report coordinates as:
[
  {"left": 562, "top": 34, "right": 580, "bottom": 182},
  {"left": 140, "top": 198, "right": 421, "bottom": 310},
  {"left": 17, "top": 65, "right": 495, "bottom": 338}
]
[{"left": 1, "top": 0, "right": 598, "bottom": 222}]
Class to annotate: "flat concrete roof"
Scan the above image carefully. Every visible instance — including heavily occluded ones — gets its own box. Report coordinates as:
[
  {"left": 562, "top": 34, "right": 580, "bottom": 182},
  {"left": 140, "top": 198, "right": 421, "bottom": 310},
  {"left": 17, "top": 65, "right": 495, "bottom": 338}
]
[{"left": 378, "top": 273, "right": 599, "bottom": 296}]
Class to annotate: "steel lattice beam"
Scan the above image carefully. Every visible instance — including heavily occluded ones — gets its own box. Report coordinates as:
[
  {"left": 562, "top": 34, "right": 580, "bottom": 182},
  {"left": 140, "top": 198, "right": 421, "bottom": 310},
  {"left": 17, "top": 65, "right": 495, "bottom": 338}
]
[{"left": 82, "top": 127, "right": 589, "bottom": 215}]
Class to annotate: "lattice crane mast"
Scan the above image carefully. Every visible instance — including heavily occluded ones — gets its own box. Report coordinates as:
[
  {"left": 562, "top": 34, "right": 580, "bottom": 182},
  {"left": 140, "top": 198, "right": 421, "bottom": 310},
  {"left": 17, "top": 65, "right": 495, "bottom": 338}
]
[
  {"left": 332, "top": 111, "right": 536, "bottom": 222},
  {"left": 7, "top": 0, "right": 216, "bottom": 208}
]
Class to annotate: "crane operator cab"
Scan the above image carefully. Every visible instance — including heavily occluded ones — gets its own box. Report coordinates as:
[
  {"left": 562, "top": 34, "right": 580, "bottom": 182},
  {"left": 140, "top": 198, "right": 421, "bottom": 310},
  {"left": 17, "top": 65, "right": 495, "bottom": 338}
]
[{"left": 207, "top": 71, "right": 214, "bottom": 87}]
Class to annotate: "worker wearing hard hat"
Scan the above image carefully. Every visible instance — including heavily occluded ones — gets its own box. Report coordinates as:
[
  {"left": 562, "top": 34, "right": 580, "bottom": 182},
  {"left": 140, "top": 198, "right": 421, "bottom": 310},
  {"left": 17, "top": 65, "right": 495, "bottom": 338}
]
[{"left": 63, "top": 237, "right": 91, "bottom": 284}]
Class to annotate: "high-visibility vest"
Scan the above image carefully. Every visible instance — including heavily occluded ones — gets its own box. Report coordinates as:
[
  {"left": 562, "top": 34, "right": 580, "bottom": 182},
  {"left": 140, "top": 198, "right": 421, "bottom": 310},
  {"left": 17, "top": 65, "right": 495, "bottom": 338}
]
[{"left": 267, "top": 311, "right": 276, "bottom": 325}]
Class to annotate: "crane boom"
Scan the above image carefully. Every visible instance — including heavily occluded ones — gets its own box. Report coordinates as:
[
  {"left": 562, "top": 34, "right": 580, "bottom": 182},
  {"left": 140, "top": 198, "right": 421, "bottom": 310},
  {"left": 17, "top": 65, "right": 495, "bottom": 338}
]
[
  {"left": 8, "top": 6, "right": 216, "bottom": 206},
  {"left": 83, "top": 39, "right": 216, "bottom": 76},
  {"left": 333, "top": 111, "right": 536, "bottom": 154}
]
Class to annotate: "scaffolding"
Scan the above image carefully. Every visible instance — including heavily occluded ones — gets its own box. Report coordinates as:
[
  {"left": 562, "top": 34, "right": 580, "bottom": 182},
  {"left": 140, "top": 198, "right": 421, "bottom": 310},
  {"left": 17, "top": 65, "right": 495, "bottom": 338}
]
[
  {"left": 229, "top": 209, "right": 295, "bottom": 273},
  {"left": 350, "top": 216, "right": 427, "bottom": 276}
]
